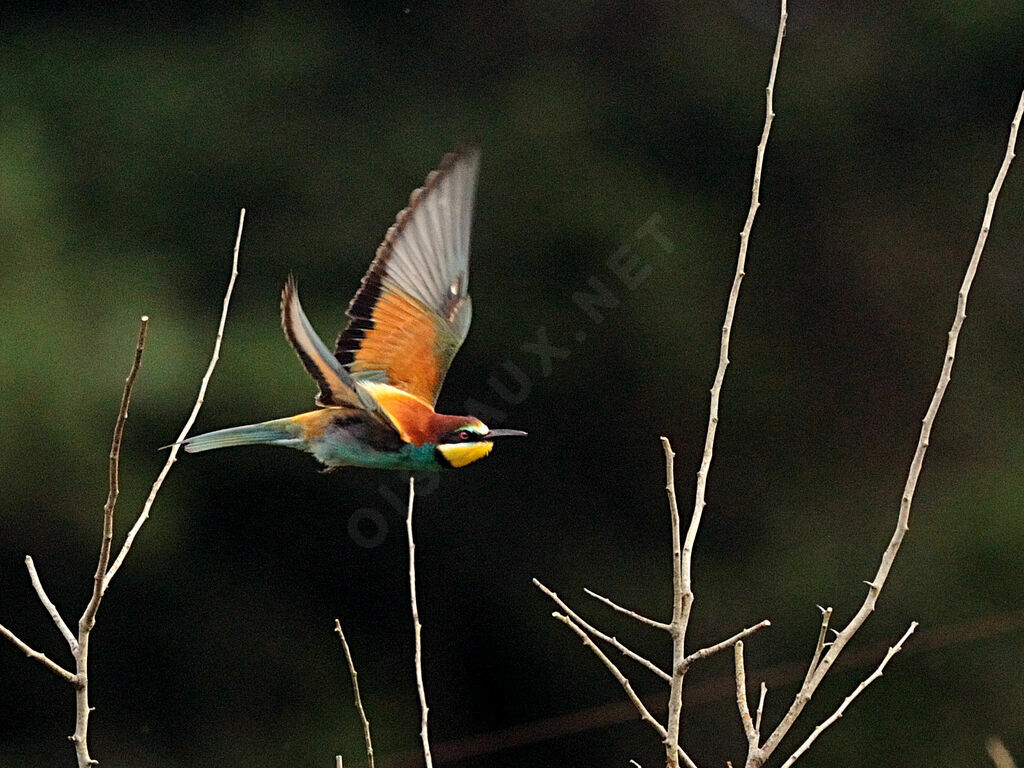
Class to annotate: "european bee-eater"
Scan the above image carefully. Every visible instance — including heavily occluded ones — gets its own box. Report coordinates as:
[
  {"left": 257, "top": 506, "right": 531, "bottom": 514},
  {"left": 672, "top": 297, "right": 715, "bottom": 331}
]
[{"left": 184, "top": 145, "right": 526, "bottom": 470}]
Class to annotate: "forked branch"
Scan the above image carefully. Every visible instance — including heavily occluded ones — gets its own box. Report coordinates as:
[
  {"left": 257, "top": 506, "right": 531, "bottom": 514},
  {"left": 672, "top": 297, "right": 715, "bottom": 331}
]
[
  {"left": 756, "top": 88, "right": 1024, "bottom": 766},
  {"left": 532, "top": 4, "right": 787, "bottom": 765},
  {"left": 0, "top": 210, "right": 245, "bottom": 767},
  {"left": 667, "top": 4, "right": 788, "bottom": 764},
  {"left": 779, "top": 623, "right": 917, "bottom": 768},
  {"left": 104, "top": 209, "right": 245, "bottom": 590}
]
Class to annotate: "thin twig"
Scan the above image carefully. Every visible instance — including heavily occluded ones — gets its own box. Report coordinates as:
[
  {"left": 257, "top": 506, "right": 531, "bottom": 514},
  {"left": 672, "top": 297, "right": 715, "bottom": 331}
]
[
  {"left": 663, "top": 437, "right": 687, "bottom": 768},
  {"left": 0, "top": 213, "right": 244, "bottom": 768},
  {"left": 583, "top": 588, "right": 670, "bottom": 631},
  {"left": 760, "top": 88, "right": 1024, "bottom": 762},
  {"left": 104, "top": 208, "right": 245, "bottom": 591},
  {"left": 779, "top": 623, "right": 917, "bottom": 768},
  {"left": 799, "top": 606, "right": 832, "bottom": 690},
  {"left": 407, "top": 478, "right": 433, "bottom": 768},
  {"left": 553, "top": 613, "right": 665, "bottom": 737},
  {"left": 552, "top": 612, "right": 699, "bottom": 768},
  {"left": 734, "top": 642, "right": 758, "bottom": 750},
  {"left": 678, "top": 620, "right": 772, "bottom": 674},
  {"left": 85, "top": 313, "right": 148, "bottom": 627},
  {"left": 663, "top": 440, "right": 683, "bottom": 636},
  {"left": 0, "top": 622, "right": 76, "bottom": 683},
  {"left": 534, "top": 579, "right": 670, "bottom": 682},
  {"left": 754, "top": 683, "right": 767, "bottom": 735},
  {"left": 334, "top": 620, "right": 375, "bottom": 768},
  {"left": 986, "top": 738, "right": 1019, "bottom": 768},
  {"left": 685, "top": 0, "right": 787, "bottom": 617},
  {"left": 670, "top": 4, "right": 788, "bottom": 764},
  {"left": 70, "top": 313, "right": 149, "bottom": 767},
  {"left": 25, "top": 556, "right": 77, "bottom": 652}
]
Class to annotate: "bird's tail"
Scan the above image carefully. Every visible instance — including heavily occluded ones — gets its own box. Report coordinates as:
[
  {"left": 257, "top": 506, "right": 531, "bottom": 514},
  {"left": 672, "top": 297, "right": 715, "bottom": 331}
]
[{"left": 182, "top": 417, "right": 305, "bottom": 454}]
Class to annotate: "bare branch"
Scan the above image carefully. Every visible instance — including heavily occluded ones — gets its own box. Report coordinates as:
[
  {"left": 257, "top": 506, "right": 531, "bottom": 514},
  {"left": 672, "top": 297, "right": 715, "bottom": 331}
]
[
  {"left": 664, "top": 437, "right": 687, "bottom": 767},
  {"left": 70, "top": 313, "right": 148, "bottom": 767},
  {"left": 679, "top": 620, "right": 772, "bottom": 673},
  {"left": 583, "top": 588, "right": 669, "bottom": 631},
  {"left": 534, "top": 579, "right": 670, "bottom": 682},
  {"left": 986, "top": 738, "right": 1019, "bottom": 768},
  {"left": 83, "top": 314, "right": 148, "bottom": 630},
  {"left": 551, "top": 612, "right": 699, "bottom": 768},
  {"left": 754, "top": 683, "right": 767, "bottom": 736},
  {"left": 407, "top": 478, "right": 433, "bottom": 768},
  {"left": 799, "top": 606, "right": 832, "bottom": 690},
  {"left": 335, "top": 620, "right": 375, "bottom": 768},
  {"left": 670, "top": 3, "right": 788, "bottom": 763},
  {"left": 780, "top": 623, "right": 917, "bottom": 768},
  {"left": 0, "top": 621, "right": 76, "bottom": 683},
  {"left": 25, "top": 556, "right": 77, "bottom": 652},
  {"left": 685, "top": 0, "right": 787, "bottom": 605},
  {"left": 104, "top": 208, "right": 245, "bottom": 591},
  {"left": 734, "top": 642, "right": 759, "bottom": 751},
  {"left": 552, "top": 612, "right": 664, "bottom": 736},
  {"left": 760, "top": 88, "right": 1024, "bottom": 760},
  {"left": 662, "top": 437, "right": 683, "bottom": 630},
  {"left": 0, "top": 213, "right": 244, "bottom": 768}
]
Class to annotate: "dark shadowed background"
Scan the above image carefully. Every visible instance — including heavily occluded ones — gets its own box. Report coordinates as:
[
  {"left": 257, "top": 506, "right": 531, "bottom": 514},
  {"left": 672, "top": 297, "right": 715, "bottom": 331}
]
[{"left": 2, "top": 2, "right": 1023, "bottom": 767}]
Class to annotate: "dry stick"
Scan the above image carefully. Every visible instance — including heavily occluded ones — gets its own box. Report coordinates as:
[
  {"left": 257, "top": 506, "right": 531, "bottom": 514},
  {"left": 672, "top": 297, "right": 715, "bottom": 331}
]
[
  {"left": 335, "top": 619, "right": 376, "bottom": 768},
  {"left": 0, "top": 315, "right": 149, "bottom": 719},
  {"left": 72, "top": 313, "right": 149, "bottom": 767},
  {"left": 104, "top": 208, "right": 245, "bottom": 591},
  {"left": 663, "top": 437, "right": 687, "bottom": 768},
  {"left": 986, "top": 738, "right": 1019, "bottom": 768},
  {"left": 539, "top": 451, "right": 767, "bottom": 759},
  {"left": 407, "top": 478, "right": 433, "bottom": 768},
  {"left": 779, "top": 622, "right": 917, "bottom": 768},
  {"left": 534, "top": 579, "right": 671, "bottom": 682},
  {"left": 734, "top": 642, "right": 757, "bottom": 749},
  {"left": 758, "top": 88, "right": 1024, "bottom": 766},
  {"left": 798, "top": 606, "right": 832, "bottom": 691},
  {"left": 754, "top": 683, "right": 767, "bottom": 735},
  {"left": 667, "top": 3, "right": 788, "bottom": 764},
  {"left": 553, "top": 613, "right": 666, "bottom": 739},
  {"left": 583, "top": 588, "right": 669, "bottom": 631},
  {"left": 678, "top": 620, "right": 771, "bottom": 675},
  {"left": 552, "top": 612, "right": 699, "bottom": 768},
  {"left": 0, "top": 621, "right": 76, "bottom": 683},
  {"left": 26, "top": 555, "right": 77, "bottom": 651},
  {"left": 0, "top": 211, "right": 244, "bottom": 768}
]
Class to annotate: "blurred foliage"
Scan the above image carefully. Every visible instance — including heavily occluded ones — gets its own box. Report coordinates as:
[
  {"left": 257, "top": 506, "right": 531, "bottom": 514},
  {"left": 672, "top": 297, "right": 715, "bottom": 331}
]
[{"left": 1, "top": 2, "right": 1023, "bottom": 766}]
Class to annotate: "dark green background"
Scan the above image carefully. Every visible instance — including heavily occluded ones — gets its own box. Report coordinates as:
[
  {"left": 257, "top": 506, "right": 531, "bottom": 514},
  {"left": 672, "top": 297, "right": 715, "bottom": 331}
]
[{"left": 2, "top": 2, "right": 1023, "bottom": 766}]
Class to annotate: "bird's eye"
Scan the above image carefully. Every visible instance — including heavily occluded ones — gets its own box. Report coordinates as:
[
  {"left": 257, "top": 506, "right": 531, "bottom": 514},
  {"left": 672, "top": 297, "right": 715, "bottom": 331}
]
[{"left": 458, "top": 430, "right": 470, "bottom": 441}]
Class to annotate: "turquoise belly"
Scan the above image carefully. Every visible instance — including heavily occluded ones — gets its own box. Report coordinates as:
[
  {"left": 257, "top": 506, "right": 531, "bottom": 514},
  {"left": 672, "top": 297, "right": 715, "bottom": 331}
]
[{"left": 309, "top": 436, "right": 443, "bottom": 471}]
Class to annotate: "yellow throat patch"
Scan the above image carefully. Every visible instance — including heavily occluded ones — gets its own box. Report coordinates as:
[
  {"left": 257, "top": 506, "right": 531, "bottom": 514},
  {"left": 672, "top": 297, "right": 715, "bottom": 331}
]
[{"left": 437, "top": 441, "right": 494, "bottom": 468}]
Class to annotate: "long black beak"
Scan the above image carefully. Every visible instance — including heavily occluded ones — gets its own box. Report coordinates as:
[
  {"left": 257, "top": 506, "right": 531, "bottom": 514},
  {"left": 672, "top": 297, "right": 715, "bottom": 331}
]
[{"left": 485, "top": 429, "right": 528, "bottom": 439}]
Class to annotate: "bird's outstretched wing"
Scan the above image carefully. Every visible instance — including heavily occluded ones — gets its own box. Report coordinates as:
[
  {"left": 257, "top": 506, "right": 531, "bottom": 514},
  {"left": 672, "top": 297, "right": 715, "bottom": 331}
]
[
  {"left": 281, "top": 275, "right": 364, "bottom": 408},
  {"left": 335, "top": 144, "right": 480, "bottom": 406}
]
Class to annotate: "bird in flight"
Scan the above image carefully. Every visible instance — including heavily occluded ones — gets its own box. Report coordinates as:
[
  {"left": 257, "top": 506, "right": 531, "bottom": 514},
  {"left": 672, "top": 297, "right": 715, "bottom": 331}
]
[{"left": 184, "top": 145, "right": 526, "bottom": 470}]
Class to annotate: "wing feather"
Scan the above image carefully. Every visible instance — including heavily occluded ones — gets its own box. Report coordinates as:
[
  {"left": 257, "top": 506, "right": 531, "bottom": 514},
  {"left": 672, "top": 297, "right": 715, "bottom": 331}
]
[
  {"left": 281, "top": 276, "right": 362, "bottom": 408},
  {"left": 335, "top": 144, "right": 481, "bottom": 405}
]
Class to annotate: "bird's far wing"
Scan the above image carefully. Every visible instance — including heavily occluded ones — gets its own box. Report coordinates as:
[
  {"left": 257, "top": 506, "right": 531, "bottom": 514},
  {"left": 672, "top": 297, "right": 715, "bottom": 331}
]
[
  {"left": 281, "top": 275, "right": 365, "bottom": 408},
  {"left": 335, "top": 144, "right": 480, "bottom": 407}
]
